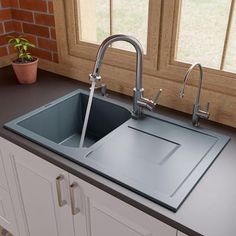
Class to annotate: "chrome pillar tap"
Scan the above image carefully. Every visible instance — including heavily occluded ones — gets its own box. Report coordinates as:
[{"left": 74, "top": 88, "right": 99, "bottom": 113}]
[
  {"left": 90, "top": 34, "right": 162, "bottom": 118},
  {"left": 180, "top": 63, "right": 210, "bottom": 127}
]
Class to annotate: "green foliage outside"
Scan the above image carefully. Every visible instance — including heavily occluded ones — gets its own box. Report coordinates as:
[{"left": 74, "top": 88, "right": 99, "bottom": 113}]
[{"left": 93, "top": 0, "right": 235, "bottom": 72}]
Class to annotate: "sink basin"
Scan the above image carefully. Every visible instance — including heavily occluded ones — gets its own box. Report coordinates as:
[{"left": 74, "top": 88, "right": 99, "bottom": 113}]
[
  {"left": 4, "top": 90, "right": 131, "bottom": 148},
  {"left": 4, "top": 89, "right": 230, "bottom": 212}
]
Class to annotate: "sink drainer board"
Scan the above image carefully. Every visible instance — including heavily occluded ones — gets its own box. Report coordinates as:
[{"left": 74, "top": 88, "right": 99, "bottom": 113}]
[
  {"left": 83, "top": 116, "right": 229, "bottom": 211},
  {"left": 4, "top": 90, "right": 230, "bottom": 212}
]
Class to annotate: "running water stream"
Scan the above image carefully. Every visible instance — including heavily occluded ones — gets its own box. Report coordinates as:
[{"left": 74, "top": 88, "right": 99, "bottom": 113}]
[{"left": 79, "top": 80, "right": 96, "bottom": 148}]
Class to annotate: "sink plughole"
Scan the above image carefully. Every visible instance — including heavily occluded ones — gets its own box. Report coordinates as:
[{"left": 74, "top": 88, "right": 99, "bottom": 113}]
[{"left": 4, "top": 89, "right": 230, "bottom": 212}]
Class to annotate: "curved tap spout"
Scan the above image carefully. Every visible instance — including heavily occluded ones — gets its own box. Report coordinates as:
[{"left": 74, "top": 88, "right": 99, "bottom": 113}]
[
  {"left": 91, "top": 34, "right": 143, "bottom": 91},
  {"left": 180, "top": 63, "right": 210, "bottom": 126},
  {"left": 180, "top": 63, "right": 203, "bottom": 106}
]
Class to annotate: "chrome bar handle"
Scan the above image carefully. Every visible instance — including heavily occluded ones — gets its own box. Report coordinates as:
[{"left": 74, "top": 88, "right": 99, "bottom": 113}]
[
  {"left": 56, "top": 175, "right": 67, "bottom": 207},
  {"left": 70, "top": 182, "right": 80, "bottom": 215}
]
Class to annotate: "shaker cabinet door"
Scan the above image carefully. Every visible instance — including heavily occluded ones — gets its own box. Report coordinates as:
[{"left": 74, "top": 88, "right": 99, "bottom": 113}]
[
  {"left": 0, "top": 187, "right": 18, "bottom": 235},
  {"left": 68, "top": 175, "right": 88, "bottom": 236},
  {"left": 70, "top": 174, "right": 177, "bottom": 236},
  {"left": 3, "top": 139, "right": 75, "bottom": 236}
]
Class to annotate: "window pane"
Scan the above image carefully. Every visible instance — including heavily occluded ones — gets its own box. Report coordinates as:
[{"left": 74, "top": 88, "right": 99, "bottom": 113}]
[
  {"left": 79, "top": 0, "right": 110, "bottom": 44},
  {"left": 224, "top": 5, "right": 236, "bottom": 73},
  {"left": 78, "top": 0, "right": 149, "bottom": 53},
  {"left": 112, "top": 0, "right": 149, "bottom": 54},
  {"left": 175, "top": 0, "right": 231, "bottom": 69},
  {"left": 96, "top": 0, "right": 110, "bottom": 43}
]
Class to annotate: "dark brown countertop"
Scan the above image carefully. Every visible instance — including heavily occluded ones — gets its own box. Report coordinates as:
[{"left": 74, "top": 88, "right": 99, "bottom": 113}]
[{"left": 0, "top": 66, "right": 236, "bottom": 236}]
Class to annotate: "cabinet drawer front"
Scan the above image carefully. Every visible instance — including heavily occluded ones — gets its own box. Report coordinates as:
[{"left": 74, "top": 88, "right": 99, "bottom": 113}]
[{"left": 0, "top": 187, "right": 17, "bottom": 235}]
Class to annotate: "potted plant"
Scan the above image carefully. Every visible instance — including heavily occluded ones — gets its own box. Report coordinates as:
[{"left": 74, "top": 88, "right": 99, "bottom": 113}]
[{"left": 8, "top": 36, "right": 38, "bottom": 84}]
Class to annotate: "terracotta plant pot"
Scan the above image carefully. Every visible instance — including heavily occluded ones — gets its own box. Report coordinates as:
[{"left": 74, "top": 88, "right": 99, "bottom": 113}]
[{"left": 12, "top": 58, "right": 39, "bottom": 84}]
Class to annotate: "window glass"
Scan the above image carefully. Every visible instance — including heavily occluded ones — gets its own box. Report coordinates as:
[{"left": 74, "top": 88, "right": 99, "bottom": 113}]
[
  {"left": 96, "top": 0, "right": 110, "bottom": 43},
  {"left": 175, "top": 0, "right": 231, "bottom": 69},
  {"left": 112, "top": 0, "right": 149, "bottom": 53},
  {"left": 78, "top": 0, "right": 149, "bottom": 53},
  {"left": 78, "top": 0, "right": 110, "bottom": 44},
  {"left": 224, "top": 4, "right": 236, "bottom": 73}
]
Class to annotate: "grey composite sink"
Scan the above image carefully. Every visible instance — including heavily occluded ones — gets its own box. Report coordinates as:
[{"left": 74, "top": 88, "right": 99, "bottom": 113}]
[
  {"left": 4, "top": 89, "right": 230, "bottom": 212},
  {"left": 5, "top": 90, "right": 131, "bottom": 149}
]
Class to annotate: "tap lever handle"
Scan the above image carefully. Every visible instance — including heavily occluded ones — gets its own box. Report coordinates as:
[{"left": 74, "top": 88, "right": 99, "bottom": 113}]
[
  {"left": 153, "top": 89, "right": 163, "bottom": 105},
  {"left": 205, "top": 102, "right": 210, "bottom": 112},
  {"left": 138, "top": 100, "right": 153, "bottom": 111},
  {"left": 137, "top": 88, "right": 162, "bottom": 111}
]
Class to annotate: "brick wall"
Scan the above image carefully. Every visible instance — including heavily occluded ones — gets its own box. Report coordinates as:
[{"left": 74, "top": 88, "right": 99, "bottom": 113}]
[
  {"left": 0, "top": 0, "right": 58, "bottom": 63},
  {"left": 0, "top": 0, "right": 13, "bottom": 57}
]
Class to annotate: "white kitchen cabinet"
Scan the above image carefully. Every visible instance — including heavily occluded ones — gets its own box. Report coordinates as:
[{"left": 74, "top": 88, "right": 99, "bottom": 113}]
[
  {"left": 0, "top": 187, "right": 18, "bottom": 235},
  {"left": 69, "top": 175, "right": 88, "bottom": 236},
  {"left": 69, "top": 173, "right": 177, "bottom": 236},
  {"left": 0, "top": 139, "right": 18, "bottom": 236},
  {"left": 0, "top": 138, "right": 75, "bottom": 236},
  {"left": 1, "top": 137, "right": 177, "bottom": 236}
]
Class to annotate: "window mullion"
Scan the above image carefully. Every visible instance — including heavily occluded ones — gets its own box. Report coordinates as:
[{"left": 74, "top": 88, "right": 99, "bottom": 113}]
[
  {"left": 109, "top": 0, "right": 113, "bottom": 48},
  {"left": 220, "top": 0, "right": 235, "bottom": 70},
  {"left": 110, "top": 0, "right": 113, "bottom": 36}
]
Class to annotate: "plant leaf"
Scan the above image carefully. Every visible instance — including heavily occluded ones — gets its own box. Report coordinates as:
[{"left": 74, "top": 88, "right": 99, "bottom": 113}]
[
  {"left": 23, "top": 45, "right": 28, "bottom": 51},
  {"left": 8, "top": 38, "right": 15, "bottom": 44},
  {"left": 14, "top": 43, "right": 22, "bottom": 48},
  {"left": 8, "top": 35, "right": 35, "bottom": 61},
  {"left": 27, "top": 43, "right": 35, "bottom": 48},
  {"left": 19, "top": 37, "right": 28, "bottom": 42}
]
